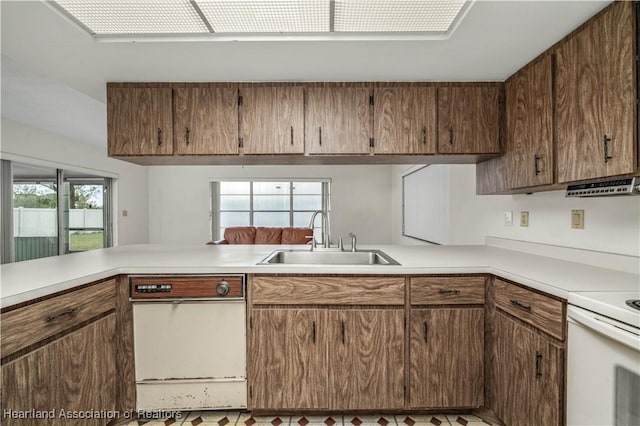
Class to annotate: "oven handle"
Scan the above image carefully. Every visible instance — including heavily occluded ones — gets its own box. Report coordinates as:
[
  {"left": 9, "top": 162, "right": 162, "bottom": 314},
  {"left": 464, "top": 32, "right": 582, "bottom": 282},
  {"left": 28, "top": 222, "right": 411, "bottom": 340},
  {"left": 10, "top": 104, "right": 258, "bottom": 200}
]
[{"left": 568, "top": 306, "right": 640, "bottom": 352}]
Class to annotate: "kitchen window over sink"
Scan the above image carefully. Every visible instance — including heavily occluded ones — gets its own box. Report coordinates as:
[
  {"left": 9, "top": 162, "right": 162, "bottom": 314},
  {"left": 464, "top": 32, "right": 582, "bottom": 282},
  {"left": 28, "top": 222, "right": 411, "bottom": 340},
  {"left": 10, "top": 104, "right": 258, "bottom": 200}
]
[{"left": 210, "top": 179, "right": 331, "bottom": 243}]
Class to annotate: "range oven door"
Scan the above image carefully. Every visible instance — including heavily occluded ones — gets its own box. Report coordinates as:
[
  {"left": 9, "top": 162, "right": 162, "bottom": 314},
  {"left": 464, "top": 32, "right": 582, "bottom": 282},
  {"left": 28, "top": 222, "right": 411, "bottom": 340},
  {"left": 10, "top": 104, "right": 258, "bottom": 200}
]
[
  {"left": 132, "top": 300, "right": 247, "bottom": 411},
  {"left": 567, "top": 305, "right": 640, "bottom": 426}
]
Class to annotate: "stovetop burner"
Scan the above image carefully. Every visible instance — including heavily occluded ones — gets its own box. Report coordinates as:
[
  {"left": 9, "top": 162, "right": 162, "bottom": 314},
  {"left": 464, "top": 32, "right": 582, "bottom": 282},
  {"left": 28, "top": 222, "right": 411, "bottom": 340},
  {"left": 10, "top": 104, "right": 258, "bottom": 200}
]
[{"left": 625, "top": 300, "right": 640, "bottom": 311}]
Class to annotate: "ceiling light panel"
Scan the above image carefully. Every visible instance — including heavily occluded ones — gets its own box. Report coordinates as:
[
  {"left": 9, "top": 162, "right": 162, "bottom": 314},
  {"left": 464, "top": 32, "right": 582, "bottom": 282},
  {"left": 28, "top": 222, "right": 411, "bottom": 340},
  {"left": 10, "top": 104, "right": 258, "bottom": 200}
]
[
  {"left": 195, "top": 1, "right": 330, "bottom": 33},
  {"left": 334, "top": 0, "right": 467, "bottom": 32},
  {"left": 52, "top": 1, "right": 210, "bottom": 35}
]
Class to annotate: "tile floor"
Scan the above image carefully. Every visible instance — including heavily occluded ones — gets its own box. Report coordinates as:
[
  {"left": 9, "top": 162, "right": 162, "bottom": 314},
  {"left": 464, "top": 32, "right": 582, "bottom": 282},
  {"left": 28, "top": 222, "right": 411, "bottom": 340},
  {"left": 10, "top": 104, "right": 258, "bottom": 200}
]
[{"left": 127, "top": 411, "right": 493, "bottom": 426}]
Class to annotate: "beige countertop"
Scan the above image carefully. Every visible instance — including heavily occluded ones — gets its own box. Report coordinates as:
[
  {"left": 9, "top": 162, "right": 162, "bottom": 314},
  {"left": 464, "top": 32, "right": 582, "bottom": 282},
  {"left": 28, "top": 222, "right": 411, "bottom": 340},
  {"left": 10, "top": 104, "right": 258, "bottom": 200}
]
[{"left": 1, "top": 238, "right": 638, "bottom": 310}]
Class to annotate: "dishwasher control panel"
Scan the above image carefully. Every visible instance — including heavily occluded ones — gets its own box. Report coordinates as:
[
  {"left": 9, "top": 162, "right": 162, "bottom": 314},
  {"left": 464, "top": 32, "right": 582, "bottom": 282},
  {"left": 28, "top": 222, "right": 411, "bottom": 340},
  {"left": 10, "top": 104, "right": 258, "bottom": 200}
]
[{"left": 129, "top": 275, "right": 245, "bottom": 300}]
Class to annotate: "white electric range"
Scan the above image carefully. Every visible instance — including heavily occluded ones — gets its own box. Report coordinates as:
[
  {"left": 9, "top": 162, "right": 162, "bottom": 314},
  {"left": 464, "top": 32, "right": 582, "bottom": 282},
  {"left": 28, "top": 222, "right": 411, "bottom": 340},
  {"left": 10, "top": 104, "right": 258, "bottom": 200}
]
[{"left": 566, "top": 290, "right": 640, "bottom": 426}]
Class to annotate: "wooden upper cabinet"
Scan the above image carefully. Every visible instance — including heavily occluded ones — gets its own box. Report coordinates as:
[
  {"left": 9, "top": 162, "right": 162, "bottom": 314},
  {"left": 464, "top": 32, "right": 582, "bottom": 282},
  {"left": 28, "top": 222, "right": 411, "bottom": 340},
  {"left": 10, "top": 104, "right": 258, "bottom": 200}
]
[
  {"left": 505, "top": 55, "right": 554, "bottom": 188},
  {"left": 107, "top": 87, "right": 173, "bottom": 156},
  {"left": 305, "top": 87, "right": 372, "bottom": 154},
  {"left": 240, "top": 86, "right": 304, "bottom": 154},
  {"left": 373, "top": 86, "right": 436, "bottom": 154},
  {"left": 555, "top": 0, "right": 636, "bottom": 183},
  {"left": 437, "top": 86, "right": 501, "bottom": 154},
  {"left": 173, "top": 87, "right": 238, "bottom": 155}
]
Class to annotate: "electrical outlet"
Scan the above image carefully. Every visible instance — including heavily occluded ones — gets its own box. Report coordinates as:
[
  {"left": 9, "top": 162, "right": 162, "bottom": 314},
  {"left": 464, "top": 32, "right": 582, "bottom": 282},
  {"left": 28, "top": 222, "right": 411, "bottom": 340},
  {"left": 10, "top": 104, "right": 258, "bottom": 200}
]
[
  {"left": 520, "top": 211, "right": 529, "bottom": 227},
  {"left": 504, "top": 211, "right": 513, "bottom": 227},
  {"left": 122, "top": 210, "right": 128, "bottom": 217},
  {"left": 571, "top": 210, "right": 584, "bottom": 229}
]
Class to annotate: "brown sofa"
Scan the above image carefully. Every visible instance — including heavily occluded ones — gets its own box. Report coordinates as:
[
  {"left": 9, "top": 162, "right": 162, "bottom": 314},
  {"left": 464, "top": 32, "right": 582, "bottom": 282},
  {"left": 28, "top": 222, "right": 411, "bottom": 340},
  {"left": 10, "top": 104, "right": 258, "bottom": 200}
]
[{"left": 208, "top": 226, "right": 312, "bottom": 245}]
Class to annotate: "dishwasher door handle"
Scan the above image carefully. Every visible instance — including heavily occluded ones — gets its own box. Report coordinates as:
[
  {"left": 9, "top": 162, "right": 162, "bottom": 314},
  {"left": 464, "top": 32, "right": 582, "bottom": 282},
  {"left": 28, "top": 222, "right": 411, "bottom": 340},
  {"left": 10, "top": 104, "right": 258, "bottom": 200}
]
[{"left": 568, "top": 306, "right": 640, "bottom": 351}]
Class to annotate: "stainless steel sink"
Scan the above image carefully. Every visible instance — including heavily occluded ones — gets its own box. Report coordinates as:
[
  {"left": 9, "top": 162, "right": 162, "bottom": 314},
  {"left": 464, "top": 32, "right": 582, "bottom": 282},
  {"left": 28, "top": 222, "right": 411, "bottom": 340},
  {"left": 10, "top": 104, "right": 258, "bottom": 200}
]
[{"left": 258, "top": 249, "right": 400, "bottom": 265}]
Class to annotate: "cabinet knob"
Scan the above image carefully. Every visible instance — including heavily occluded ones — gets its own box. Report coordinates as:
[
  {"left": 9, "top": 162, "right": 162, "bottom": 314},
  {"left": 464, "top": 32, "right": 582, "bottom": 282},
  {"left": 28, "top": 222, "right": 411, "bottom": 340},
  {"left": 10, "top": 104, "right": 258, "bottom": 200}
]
[
  {"left": 449, "top": 127, "right": 454, "bottom": 145},
  {"left": 216, "top": 280, "right": 230, "bottom": 296},
  {"left": 157, "top": 128, "right": 163, "bottom": 146},
  {"left": 185, "top": 127, "right": 190, "bottom": 145},
  {"left": 603, "top": 135, "right": 612, "bottom": 163},
  {"left": 534, "top": 155, "right": 542, "bottom": 176}
]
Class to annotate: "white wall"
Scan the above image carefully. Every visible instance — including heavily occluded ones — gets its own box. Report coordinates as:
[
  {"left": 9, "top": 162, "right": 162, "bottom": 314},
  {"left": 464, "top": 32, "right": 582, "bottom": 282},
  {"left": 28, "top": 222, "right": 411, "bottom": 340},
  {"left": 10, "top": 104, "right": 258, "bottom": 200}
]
[
  {"left": 392, "top": 164, "right": 640, "bottom": 256},
  {"left": 0, "top": 118, "right": 149, "bottom": 245},
  {"left": 148, "top": 165, "right": 393, "bottom": 245}
]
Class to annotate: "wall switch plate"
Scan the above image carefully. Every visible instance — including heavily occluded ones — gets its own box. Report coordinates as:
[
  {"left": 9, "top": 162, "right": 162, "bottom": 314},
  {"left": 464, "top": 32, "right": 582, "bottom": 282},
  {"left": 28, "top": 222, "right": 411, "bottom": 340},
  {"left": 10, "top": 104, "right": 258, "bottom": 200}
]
[
  {"left": 504, "top": 211, "right": 513, "bottom": 227},
  {"left": 571, "top": 210, "right": 584, "bottom": 229},
  {"left": 520, "top": 211, "right": 529, "bottom": 227},
  {"left": 122, "top": 210, "right": 128, "bottom": 217}
]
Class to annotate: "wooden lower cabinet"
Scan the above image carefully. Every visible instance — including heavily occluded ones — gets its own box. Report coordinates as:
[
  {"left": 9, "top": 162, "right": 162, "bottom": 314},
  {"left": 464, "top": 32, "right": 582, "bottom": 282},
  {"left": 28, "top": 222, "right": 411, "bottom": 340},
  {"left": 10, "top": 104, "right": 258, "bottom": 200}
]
[
  {"left": 409, "top": 308, "right": 484, "bottom": 409},
  {"left": 2, "top": 315, "right": 116, "bottom": 426},
  {"left": 249, "top": 308, "right": 404, "bottom": 411},
  {"left": 492, "top": 311, "right": 563, "bottom": 426},
  {"left": 328, "top": 309, "right": 404, "bottom": 410}
]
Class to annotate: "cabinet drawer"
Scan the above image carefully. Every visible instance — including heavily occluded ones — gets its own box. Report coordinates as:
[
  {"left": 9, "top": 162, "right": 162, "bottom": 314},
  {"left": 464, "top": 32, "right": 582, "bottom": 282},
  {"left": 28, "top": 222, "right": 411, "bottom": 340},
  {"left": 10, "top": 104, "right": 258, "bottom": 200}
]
[
  {"left": 494, "top": 279, "right": 564, "bottom": 340},
  {"left": 252, "top": 276, "right": 405, "bottom": 305},
  {"left": 1, "top": 279, "right": 116, "bottom": 358},
  {"left": 411, "top": 276, "right": 485, "bottom": 305}
]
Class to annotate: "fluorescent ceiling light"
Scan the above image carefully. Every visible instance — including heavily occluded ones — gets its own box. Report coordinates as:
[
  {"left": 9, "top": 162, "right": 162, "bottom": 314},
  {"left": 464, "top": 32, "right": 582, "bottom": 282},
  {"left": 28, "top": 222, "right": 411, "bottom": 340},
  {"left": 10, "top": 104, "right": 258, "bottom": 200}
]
[{"left": 49, "top": 0, "right": 474, "bottom": 40}]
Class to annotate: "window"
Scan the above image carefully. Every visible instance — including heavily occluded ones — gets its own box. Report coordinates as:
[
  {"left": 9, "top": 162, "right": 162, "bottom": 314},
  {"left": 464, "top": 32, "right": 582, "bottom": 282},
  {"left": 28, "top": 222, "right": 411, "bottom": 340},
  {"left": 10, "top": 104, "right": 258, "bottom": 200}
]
[
  {"left": 210, "top": 179, "right": 330, "bottom": 242},
  {"left": 1, "top": 160, "right": 113, "bottom": 263}
]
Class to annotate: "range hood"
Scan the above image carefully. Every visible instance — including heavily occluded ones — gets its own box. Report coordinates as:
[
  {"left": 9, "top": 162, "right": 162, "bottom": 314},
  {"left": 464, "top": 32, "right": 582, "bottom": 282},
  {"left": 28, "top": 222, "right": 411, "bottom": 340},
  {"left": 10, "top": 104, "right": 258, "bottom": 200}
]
[{"left": 566, "top": 177, "right": 640, "bottom": 197}]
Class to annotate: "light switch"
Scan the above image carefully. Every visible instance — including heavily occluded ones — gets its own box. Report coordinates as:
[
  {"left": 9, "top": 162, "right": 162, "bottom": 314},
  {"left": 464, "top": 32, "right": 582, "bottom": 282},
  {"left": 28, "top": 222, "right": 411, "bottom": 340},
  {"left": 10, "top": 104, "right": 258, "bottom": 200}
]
[
  {"left": 520, "top": 211, "right": 529, "bottom": 227},
  {"left": 504, "top": 211, "right": 513, "bottom": 227},
  {"left": 122, "top": 210, "right": 128, "bottom": 217},
  {"left": 571, "top": 210, "right": 584, "bottom": 229}
]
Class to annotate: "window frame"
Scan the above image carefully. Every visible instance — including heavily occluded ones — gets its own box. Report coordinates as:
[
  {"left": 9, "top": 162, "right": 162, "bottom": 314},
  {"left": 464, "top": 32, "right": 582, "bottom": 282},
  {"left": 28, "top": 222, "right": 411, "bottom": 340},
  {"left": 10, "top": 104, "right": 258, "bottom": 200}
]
[{"left": 210, "top": 178, "right": 331, "bottom": 242}]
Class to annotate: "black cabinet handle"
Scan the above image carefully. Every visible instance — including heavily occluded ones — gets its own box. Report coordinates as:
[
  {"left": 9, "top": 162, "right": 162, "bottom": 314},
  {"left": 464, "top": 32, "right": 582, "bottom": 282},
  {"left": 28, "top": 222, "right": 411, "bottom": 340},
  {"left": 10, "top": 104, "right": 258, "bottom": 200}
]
[
  {"left": 422, "top": 127, "right": 427, "bottom": 145},
  {"left": 290, "top": 126, "right": 294, "bottom": 145},
  {"left": 46, "top": 308, "right": 78, "bottom": 322},
  {"left": 449, "top": 127, "right": 454, "bottom": 145},
  {"left": 185, "top": 127, "right": 190, "bottom": 145},
  {"left": 535, "top": 351, "right": 543, "bottom": 378},
  {"left": 319, "top": 126, "right": 322, "bottom": 146},
  {"left": 439, "top": 289, "right": 460, "bottom": 295},
  {"left": 423, "top": 321, "right": 428, "bottom": 343},
  {"left": 312, "top": 320, "right": 316, "bottom": 344},
  {"left": 534, "top": 154, "right": 541, "bottom": 176},
  {"left": 604, "top": 135, "right": 612, "bottom": 163},
  {"left": 341, "top": 320, "right": 345, "bottom": 344},
  {"left": 510, "top": 299, "right": 532, "bottom": 312},
  {"left": 157, "top": 128, "right": 162, "bottom": 145}
]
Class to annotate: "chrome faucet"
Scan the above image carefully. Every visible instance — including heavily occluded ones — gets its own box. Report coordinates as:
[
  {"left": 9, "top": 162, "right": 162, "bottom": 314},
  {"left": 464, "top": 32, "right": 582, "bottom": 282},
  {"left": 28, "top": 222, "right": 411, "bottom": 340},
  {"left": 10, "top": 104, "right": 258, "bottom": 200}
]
[
  {"left": 309, "top": 210, "right": 331, "bottom": 249},
  {"left": 349, "top": 232, "right": 357, "bottom": 252}
]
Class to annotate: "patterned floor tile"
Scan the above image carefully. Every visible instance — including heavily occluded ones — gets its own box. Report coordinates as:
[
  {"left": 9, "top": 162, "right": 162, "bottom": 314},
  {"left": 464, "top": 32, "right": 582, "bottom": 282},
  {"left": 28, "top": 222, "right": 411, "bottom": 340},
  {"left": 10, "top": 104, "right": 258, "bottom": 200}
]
[
  {"left": 190, "top": 411, "right": 243, "bottom": 424},
  {"left": 237, "top": 412, "right": 291, "bottom": 426},
  {"left": 291, "top": 415, "right": 342, "bottom": 426},
  {"left": 395, "top": 414, "right": 450, "bottom": 426},
  {"left": 344, "top": 415, "right": 396, "bottom": 426},
  {"left": 445, "top": 415, "right": 490, "bottom": 425}
]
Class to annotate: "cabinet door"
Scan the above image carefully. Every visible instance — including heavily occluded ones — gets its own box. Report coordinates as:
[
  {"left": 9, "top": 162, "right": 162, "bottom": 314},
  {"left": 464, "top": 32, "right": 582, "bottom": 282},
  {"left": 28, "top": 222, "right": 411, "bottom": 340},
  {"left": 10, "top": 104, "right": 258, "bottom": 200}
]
[
  {"left": 1, "top": 315, "right": 116, "bottom": 426},
  {"left": 250, "top": 309, "right": 327, "bottom": 410},
  {"left": 328, "top": 309, "right": 404, "bottom": 410},
  {"left": 555, "top": 1, "right": 635, "bottom": 182},
  {"left": 493, "top": 311, "right": 562, "bottom": 426},
  {"left": 438, "top": 86, "right": 500, "bottom": 154},
  {"left": 240, "top": 87, "right": 304, "bottom": 154},
  {"left": 506, "top": 55, "right": 554, "bottom": 188},
  {"left": 305, "top": 87, "right": 371, "bottom": 154},
  {"left": 107, "top": 87, "right": 173, "bottom": 156},
  {"left": 373, "top": 87, "right": 436, "bottom": 154},
  {"left": 409, "top": 308, "right": 484, "bottom": 409},
  {"left": 173, "top": 87, "right": 238, "bottom": 155}
]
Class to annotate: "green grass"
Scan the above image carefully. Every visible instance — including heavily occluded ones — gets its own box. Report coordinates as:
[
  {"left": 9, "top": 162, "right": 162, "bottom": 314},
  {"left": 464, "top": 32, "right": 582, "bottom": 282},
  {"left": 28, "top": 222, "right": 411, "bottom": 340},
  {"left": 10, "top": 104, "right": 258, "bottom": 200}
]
[{"left": 69, "top": 231, "right": 104, "bottom": 251}]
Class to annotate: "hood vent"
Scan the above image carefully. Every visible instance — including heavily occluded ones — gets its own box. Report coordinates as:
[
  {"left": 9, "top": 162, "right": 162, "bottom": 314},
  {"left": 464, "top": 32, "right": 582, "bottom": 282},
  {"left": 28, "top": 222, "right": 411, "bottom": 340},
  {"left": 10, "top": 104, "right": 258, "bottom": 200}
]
[{"left": 566, "top": 177, "right": 640, "bottom": 197}]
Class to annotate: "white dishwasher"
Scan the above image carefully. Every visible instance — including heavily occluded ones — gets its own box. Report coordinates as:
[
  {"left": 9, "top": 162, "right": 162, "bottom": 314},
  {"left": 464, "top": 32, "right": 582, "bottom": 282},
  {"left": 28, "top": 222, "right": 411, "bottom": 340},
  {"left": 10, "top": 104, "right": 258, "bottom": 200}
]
[{"left": 130, "top": 275, "right": 247, "bottom": 412}]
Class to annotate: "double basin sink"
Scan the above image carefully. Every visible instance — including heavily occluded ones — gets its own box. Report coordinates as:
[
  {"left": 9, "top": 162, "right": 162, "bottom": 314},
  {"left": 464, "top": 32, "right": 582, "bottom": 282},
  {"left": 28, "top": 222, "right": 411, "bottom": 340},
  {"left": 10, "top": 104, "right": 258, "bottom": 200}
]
[{"left": 259, "top": 249, "right": 400, "bottom": 265}]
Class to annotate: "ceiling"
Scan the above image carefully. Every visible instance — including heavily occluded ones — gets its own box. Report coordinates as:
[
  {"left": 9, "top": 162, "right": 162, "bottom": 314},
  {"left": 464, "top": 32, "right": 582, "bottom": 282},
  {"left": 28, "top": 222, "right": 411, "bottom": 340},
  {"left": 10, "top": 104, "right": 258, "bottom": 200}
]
[{"left": 1, "top": 0, "right": 611, "bottom": 148}]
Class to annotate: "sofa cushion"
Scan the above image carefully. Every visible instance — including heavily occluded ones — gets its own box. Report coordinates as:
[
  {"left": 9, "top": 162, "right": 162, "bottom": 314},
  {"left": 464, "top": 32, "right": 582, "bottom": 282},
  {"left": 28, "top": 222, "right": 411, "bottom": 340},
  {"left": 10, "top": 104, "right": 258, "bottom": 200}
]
[
  {"left": 224, "top": 226, "right": 256, "bottom": 244},
  {"left": 255, "top": 227, "right": 283, "bottom": 244},
  {"left": 282, "top": 227, "right": 313, "bottom": 244}
]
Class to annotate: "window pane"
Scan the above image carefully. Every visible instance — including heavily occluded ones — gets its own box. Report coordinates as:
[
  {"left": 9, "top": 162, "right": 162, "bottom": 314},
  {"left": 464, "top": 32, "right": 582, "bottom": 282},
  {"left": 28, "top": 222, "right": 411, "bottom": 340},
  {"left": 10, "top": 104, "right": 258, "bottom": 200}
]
[
  {"left": 254, "top": 195, "right": 289, "bottom": 210},
  {"left": 254, "top": 212, "right": 289, "bottom": 227},
  {"left": 221, "top": 181, "right": 250, "bottom": 194},
  {"left": 253, "top": 181, "right": 290, "bottom": 195},
  {"left": 13, "top": 181, "right": 58, "bottom": 262},
  {"left": 220, "top": 195, "right": 250, "bottom": 210},
  {"left": 69, "top": 230, "right": 104, "bottom": 251},
  {"left": 293, "top": 211, "right": 314, "bottom": 227},
  {"left": 293, "top": 182, "right": 322, "bottom": 194},
  {"left": 220, "top": 211, "right": 250, "bottom": 228},
  {"left": 293, "top": 195, "right": 322, "bottom": 210}
]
